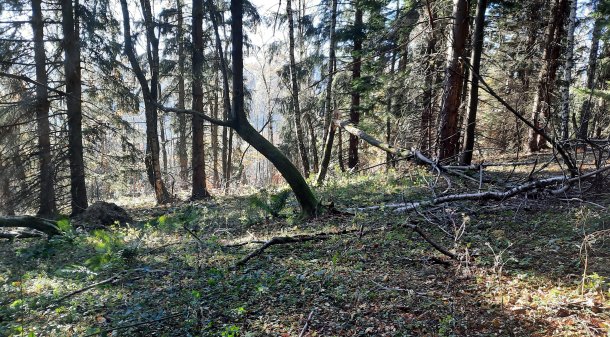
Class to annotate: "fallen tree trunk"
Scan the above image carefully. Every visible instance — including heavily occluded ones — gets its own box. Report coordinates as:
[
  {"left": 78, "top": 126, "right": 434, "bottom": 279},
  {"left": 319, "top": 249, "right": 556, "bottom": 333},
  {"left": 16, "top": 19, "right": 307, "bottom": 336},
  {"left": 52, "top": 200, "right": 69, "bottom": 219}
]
[
  {"left": 335, "top": 120, "right": 477, "bottom": 182},
  {"left": 335, "top": 120, "right": 412, "bottom": 159},
  {"left": 0, "top": 230, "right": 44, "bottom": 240},
  {"left": 0, "top": 216, "right": 61, "bottom": 236},
  {"left": 350, "top": 165, "right": 610, "bottom": 213}
]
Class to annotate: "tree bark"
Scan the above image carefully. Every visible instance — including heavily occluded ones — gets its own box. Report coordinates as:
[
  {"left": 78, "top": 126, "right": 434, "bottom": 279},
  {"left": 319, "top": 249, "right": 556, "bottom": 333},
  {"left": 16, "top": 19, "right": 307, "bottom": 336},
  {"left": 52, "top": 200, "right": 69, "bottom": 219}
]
[
  {"left": 438, "top": 0, "right": 469, "bottom": 162},
  {"left": 527, "top": 0, "right": 570, "bottom": 151},
  {"left": 348, "top": 5, "right": 364, "bottom": 170},
  {"left": 32, "top": 0, "right": 57, "bottom": 216},
  {"left": 176, "top": 0, "right": 189, "bottom": 186},
  {"left": 560, "top": 0, "right": 577, "bottom": 141},
  {"left": 461, "top": 0, "right": 488, "bottom": 165},
  {"left": 191, "top": 0, "right": 211, "bottom": 200},
  {"left": 120, "top": 0, "right": 171, "bottom": 204},
  {"left": 286, "top": 0, "right": 310, "bottom": 176},
  {"left": 420, "top": 2, "right": 438, "bottom": 155},
  {"left": 578, "top": 9, "right": 602, "bottom": 140},
  {"left": 212, "top": 87, "right": 220, "bottom": 188},
  {"left": 316, "top": 0, "right": 338, "bottom": 185},
  {"left": 62, "top": 0, "right": 88, "bottom": 215}
]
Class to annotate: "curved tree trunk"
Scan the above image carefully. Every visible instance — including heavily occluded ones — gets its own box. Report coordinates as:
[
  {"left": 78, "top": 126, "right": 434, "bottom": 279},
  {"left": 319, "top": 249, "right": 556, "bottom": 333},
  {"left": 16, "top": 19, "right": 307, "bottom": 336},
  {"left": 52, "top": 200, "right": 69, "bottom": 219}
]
[
  {"left": 120, "top": 0, "right": 171, "bottom": 204},
  {"left": 230, "top": 0, "right": 318, "bottom": 217}
]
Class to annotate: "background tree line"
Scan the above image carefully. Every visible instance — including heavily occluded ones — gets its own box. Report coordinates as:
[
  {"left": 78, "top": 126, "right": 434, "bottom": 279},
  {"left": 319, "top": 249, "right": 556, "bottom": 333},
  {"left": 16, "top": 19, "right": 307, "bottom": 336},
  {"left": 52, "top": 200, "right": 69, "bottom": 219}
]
[{"left": 0, "top": 0, "right": 608, "bottom": 217}]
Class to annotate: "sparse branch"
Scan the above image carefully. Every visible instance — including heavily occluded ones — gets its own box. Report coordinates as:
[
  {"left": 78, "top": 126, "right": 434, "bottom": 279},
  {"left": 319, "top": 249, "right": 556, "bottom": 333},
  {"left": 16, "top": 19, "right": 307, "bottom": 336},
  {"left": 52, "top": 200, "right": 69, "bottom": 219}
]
[
  {"left": 465, "top": 61, "right": 578, "bottom": 176},
  {"left": 0, "top": 71, "right": 66, "bottom": 96},
  {"left": 155, "top": 103, "right": 233, "bottom": 127}
]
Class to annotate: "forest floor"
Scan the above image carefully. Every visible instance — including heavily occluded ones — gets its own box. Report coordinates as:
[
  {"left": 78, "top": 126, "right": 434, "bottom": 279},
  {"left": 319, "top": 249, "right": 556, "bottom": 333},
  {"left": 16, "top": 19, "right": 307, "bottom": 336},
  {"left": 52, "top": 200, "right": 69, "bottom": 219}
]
[{"left": 1, "top": 154, "right": 610, "bottom": 336}]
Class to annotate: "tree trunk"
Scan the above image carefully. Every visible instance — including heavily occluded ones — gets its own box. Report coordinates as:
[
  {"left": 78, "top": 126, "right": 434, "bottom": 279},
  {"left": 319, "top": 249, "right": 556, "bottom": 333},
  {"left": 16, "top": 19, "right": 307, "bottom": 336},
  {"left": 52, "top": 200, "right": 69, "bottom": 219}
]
[
  {"left": 438, "top": 0, "right": 469, "bottom": 162},
  {"left": 62, "top": 0, "right": 88, "bottom": 215},
  {"left": 191, "top": 0, "right": 211, "bottom": 200},
  {"left": 348, "top": 5, "right": 363, "bottom": 170},
  {"left": 230, "top": 0, "right": 318, "bottom": 217},
  {"left": 0, "top": 155, "right": 14, "bottom": 216},
  {"left": 316, "top": 0, "right": 338, "bottom": 184},
  {"left": 32, "top": 0, "right": 57, "bottom": 216},
  {"left": 578, "top": 10, "right": 602, "bottom": 140},
  {"left": 158, "top": 90, "right": 168, "bottom": 175},
  {"left": 560, "top": 0, "right": 577, "bottom": 141},
  {"left": 120, "top": 0, "right": 171, "bottom": 204},
  {"left": 420, "top": 2, "right": 438, "bottom": 155},
  {"left": 286, "top": 0, "right": 310, "bottom": 177},
  {"left": 176, "top": 0, "right": 189, "bottom": 186},
  {"left": 305, "top": 113, "right": 319, "bottom": 173},
  {"left": 527, "top": 0, "right": 570, "bottom": 151},
  {"left": 461, "top": 0, "right": 488, "bottom": 165},
  {"left": 316, "top": 105, "right": 336, "bottom": 185},
  {"left": 338, "top": 127, "right": 345, "bottom": 172},
  {"left": 212, "top": 87, "right": 220, "bottom": 188}
]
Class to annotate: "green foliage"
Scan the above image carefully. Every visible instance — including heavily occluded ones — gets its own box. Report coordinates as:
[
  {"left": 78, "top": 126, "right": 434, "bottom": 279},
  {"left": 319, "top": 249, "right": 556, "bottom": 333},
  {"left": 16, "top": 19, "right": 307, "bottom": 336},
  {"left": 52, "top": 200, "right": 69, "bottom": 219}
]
[
  {"left": 248, "top": 189, "right": 291, "bottom": 218},
  {"left": 220, "top": 324, "right": 240, "bottom": 337},
  {"left": 56, "top": 218, "right": 72, "bottom": 233},
  {"left": 85, "top": 230, "right": 135, "bottom": 270}
]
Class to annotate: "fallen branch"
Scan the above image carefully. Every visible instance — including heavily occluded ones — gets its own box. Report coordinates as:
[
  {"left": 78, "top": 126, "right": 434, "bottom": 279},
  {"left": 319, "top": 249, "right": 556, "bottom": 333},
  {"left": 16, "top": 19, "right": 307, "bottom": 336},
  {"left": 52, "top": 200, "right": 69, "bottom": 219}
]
[
  {"left": 406, "top": 224, "right": 457, "bottom": 260},
  {"left": 0, "top": 216, "right": 61, "bottom": 236},
  {"left": 233, "top": 229, "right": 360, "bottom": 267},
  {"left": 55, "top": 275, "right": 121, "bottom": 304},
  {"left": 0, "top": 230, "right": 44, "bottom": 240}
]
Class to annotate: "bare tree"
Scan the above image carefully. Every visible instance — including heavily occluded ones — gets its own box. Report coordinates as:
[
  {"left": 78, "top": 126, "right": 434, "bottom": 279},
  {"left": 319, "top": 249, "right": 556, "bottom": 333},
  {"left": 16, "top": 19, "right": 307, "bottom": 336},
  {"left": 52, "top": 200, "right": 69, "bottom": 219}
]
[{"left": 120, "top": 0, "right": 172, "bottom": 204}]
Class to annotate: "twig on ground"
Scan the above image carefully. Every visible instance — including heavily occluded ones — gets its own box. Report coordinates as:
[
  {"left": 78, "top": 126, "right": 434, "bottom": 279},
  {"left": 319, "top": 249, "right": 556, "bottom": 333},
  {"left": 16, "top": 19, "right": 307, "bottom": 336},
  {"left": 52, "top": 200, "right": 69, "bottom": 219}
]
[
  {"left": 232, "top": 229, "right": 361, "bottom": 267},
  {"left": 406, "top": 223, "right": 457, "bottom": 260},
  {"left": 83, "top": 312, "right": 184, "bottom": 337},
  {"left": 183, "top": 224, "right": 205, "bottom": 245},
  {"left": 55, "top": 275, "right": 122, "bottom": 304},
  {"left": 298, "top": 309, "right": 315, "bottom": 337}
]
